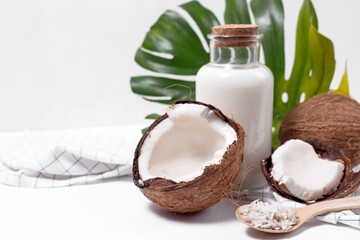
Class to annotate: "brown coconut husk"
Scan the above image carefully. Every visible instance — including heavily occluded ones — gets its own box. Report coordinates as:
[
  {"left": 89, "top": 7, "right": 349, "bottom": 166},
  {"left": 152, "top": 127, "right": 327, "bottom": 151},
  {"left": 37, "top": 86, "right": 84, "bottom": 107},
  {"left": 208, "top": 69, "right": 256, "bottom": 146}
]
[
  {"left": 279, "top": 93, "right": 360, "bottom": 167},
  {"left": 261, "top": 142, "right": 360, "bottom": 204},
  {"left": 133, "top": 101, "right": 245, "bottom": 213}
]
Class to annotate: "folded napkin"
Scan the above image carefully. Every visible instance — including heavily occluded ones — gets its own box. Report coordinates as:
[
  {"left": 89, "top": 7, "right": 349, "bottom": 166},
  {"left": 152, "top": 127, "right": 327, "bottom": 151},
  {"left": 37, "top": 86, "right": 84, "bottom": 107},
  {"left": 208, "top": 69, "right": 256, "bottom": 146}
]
[
  {"left": 0, "top": 125, "right": 359, "bottom": 229},
  {"left": 0, "top": 125, "right": 142, "bottom": 187}
]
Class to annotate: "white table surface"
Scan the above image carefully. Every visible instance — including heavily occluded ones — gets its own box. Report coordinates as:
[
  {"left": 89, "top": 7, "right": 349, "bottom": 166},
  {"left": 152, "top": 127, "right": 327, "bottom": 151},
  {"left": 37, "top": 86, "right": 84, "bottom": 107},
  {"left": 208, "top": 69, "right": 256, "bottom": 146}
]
[{"left": 0, "top": 178, "right": 358, "bottom": 240}]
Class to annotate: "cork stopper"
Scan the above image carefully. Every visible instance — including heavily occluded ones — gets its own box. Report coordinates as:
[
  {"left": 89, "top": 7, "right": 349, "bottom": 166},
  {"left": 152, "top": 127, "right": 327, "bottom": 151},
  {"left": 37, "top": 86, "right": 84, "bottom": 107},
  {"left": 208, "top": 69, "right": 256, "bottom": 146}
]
[{"left": 211, "top": 24, "right": 259, "bottom": 48}]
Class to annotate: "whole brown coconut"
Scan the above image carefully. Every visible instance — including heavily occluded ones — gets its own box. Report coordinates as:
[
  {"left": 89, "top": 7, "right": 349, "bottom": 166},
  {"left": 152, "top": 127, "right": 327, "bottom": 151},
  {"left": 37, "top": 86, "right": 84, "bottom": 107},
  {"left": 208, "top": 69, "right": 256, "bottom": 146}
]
[
  {"left": 133, "top": 101, "right": 245, "bottom": 213},
  {"left": 279, "top": 93, "right": 360, "bottom": 167}
]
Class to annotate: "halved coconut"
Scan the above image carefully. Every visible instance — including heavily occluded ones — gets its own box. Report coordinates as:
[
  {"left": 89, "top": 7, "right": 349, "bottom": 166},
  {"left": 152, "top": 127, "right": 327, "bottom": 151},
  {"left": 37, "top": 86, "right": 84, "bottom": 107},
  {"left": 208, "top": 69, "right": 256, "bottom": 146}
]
[
  {"left": 133, "top": 101, "right": 245, "bottom": 213},
  {"left": 262, "top": 139, "right": 360, "bottom": 203}
]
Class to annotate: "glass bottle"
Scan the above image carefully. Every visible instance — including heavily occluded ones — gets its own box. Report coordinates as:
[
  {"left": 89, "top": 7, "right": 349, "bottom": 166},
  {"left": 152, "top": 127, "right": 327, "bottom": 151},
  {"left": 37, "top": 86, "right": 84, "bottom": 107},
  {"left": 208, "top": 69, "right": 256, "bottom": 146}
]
[{"left": 196, "top": 24, "right": 274, "bottom": 190}]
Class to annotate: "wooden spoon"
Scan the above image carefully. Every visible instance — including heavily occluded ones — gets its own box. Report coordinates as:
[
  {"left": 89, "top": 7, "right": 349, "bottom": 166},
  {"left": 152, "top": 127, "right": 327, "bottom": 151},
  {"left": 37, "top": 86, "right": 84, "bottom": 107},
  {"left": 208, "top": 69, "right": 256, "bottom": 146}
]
[{"left": 236, "top": 195, "right": 360, "bottom": 233}]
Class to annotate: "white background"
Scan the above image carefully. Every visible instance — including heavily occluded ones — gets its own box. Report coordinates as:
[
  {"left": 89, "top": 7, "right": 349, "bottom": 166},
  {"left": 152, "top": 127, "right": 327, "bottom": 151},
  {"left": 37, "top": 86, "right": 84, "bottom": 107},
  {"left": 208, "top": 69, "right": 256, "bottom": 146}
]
[
  {"left": 0, "top": 1, "right": 360, "bottom": 239},
  {"left": 0, "top": 0, "right": 359, "bottom": 131}
]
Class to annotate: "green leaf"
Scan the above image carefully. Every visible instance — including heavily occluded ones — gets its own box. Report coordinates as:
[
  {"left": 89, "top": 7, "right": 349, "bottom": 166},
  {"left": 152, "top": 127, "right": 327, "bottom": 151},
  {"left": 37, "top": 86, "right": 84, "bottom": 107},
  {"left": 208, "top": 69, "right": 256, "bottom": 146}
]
[
  {"left": 271, "top": 107, "right": 286, "bottom": 150},
  {"left": 285, "top": 0, "right": 334, "bottom": 105},
  {"left": 331, "top": 64, "right": 349, "bottom": 96},
  {"left": 145, "top": 113, "right": 161, "bottom": 120},
  {"left": 131, "top": 76, "right": 195, "bottom": 104},
  {"left": 251, "top": 0, "right": 285, "bottom": 95},
  {"left": 142, "top": 113, "right": 161, "bottom": 134},
  {"left": 285, "top": 0, "right": 318, "bottom": 107},
  {"left": 251, "top": 0, "right": 335, "bottom": 149},
  {"left": 181, "top": 1, "right": 220, "bottom": 45},
  {"left": 135, "top": 9, "right": 209, "bottom": 75},
  {"left": 141, "top": 127, "right": 148, "bottom": 135},
  {"left": 306, "top": 25, "right": 335, "bottom": 97},
  {"left": 141, "top": 114, "right": 161, "bottom": 135},
  {"left": 131, "top": 1, "right": 214, "bottom": 103},
  {"left": 268, "top": 0, "right": 335, "bottom": 148},
  {"left": 224, "top": 0, "right": 251, "bottom": 24}
]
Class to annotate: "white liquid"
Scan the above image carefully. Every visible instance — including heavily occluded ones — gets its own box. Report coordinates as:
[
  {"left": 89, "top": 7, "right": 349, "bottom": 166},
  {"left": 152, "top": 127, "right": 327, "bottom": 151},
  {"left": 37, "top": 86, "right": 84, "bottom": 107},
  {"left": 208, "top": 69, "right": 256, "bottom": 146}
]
[{"left": 196, "top": 63, "right": 273, "bottom": 190}]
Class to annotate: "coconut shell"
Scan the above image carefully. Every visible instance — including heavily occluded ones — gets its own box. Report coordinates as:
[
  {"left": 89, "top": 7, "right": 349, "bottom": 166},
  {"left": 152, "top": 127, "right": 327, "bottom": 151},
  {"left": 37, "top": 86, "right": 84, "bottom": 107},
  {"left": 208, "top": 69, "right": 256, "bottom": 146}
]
[
  {"left": 133, "top": 101, "right": 245, "bottom": 213},
  {"left": 279, "top": 93, "right": 360, "bottom": 167},
  {"left": 261, "top": 142, "right": 360, "bottom": 204}
]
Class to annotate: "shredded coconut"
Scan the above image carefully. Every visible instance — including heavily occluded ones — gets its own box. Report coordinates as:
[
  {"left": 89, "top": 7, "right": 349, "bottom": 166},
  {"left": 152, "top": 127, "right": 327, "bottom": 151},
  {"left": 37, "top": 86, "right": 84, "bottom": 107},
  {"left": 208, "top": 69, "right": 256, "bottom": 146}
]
[{"left": 239, "top": 200, "right": 298, "bottom": 231}]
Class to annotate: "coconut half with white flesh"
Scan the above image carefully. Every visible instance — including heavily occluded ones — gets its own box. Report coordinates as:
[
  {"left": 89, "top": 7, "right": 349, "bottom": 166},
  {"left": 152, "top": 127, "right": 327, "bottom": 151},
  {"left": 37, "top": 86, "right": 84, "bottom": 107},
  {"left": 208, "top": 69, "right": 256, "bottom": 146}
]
[
  {"left": 133, "top": 101, "right": 245, "bottom": 213},
  {"left": 271, "top": 140, "right": 344, "bottom": 201},
  {"left": 262, "top": 139, "right": 360, "bottom": 203}
]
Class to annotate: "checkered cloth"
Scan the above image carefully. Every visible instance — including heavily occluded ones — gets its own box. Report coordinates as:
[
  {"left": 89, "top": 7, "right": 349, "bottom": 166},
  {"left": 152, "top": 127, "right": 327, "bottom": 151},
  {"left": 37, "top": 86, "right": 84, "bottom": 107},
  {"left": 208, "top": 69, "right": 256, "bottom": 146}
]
[
  {"left": 0, "top": 125, "right": 141, "bottom": 187},
  {"left": 0, "top": 125, "right": 359, "bottom": 229}
]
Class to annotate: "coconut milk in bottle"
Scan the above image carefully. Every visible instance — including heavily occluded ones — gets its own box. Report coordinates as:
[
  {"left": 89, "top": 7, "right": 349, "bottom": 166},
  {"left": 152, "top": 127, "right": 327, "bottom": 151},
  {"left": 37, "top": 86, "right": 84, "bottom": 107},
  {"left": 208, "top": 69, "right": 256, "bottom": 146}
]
[{"left": 196, "top": 24, "right": 273, "bottom": 190}]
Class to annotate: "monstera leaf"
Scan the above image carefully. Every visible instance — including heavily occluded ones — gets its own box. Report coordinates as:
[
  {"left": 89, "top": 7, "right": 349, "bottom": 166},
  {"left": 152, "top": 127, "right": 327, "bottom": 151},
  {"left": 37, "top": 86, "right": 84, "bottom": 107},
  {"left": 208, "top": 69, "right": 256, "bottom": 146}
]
[
  {"left": 131, "top": 1, "right": 218, "bottom": 105},
  {"left": 131, "top": 0, "right": 339, "bottom": 149}
]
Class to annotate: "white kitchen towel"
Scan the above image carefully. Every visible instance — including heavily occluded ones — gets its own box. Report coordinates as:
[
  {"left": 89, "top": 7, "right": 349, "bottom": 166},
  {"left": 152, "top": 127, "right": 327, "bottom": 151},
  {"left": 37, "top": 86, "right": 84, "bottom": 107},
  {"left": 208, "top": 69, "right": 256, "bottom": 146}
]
[
  {"left": 0, "top": 125, "right": 143, "bottom": 187},
  {"left": 0, "top": 125, "right": 359, "bottom": 229}
]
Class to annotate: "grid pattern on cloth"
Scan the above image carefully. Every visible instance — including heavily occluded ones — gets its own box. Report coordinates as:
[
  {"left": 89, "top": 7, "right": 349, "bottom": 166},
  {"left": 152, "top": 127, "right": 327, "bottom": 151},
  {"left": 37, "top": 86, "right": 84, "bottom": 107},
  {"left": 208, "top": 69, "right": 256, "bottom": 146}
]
[{"left": 0, "top": 125, "right": 142, "bottom": 187}]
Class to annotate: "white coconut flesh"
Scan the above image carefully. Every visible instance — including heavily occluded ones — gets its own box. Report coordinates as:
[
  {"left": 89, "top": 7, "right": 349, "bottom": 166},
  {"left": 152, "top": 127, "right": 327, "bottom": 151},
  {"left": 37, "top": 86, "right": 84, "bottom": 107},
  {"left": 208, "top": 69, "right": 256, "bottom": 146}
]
[
  {"left": 271, "top": 139, "right": 345, "bottom": 201},
  {"left": 138, "top": 104, "right": 237, "bottom": 183}
]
